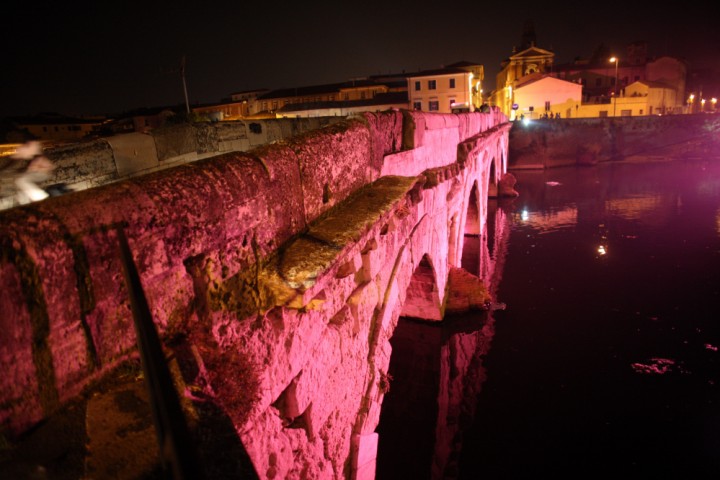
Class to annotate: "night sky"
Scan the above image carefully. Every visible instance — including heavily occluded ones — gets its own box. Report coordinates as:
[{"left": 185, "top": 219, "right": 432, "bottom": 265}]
[{"left": 2, "top": 1, "right": 717, "bottom": 118}]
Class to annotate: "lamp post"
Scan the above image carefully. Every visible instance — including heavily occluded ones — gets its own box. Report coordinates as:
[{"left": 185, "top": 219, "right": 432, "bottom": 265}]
[{"left": 610, "top": 57, "right": 619, "bottom": 117}]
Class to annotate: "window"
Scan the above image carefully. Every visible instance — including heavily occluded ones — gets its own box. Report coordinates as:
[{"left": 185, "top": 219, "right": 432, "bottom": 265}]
[
  {"left": 599, "top": 111, "right": 609, "bottom": 117},
  {"left": 449, "top": 98, "right": 455, "bottom": 107},
  {"left": 429, "top": 100, "right": 439, "bottom": 111},
  {"left": 545, "top": 101, "right": 551, "bottom": 111},
  {"left": 413, "top": 101, "right": 422, "bottom": 110},
  {"left": 428, "top": 80, "right": 436, "bottom": 90},
  {"left": 414, "top": 81, "right": 421, "bottom": 91},
  {"left": 449, "top": 78, "right": 456, "bottom": 88}
]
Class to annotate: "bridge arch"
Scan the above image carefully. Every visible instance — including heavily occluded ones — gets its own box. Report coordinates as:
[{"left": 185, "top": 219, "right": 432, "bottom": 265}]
[
  {"left": 460, "top": 181, "right": 482, "bottom": 277},
  {"left": 399, "top": 254, "right": 442, "bottom": 321},
  {"left": 0, "top": 109, "right": 512, "bottom": 479}
]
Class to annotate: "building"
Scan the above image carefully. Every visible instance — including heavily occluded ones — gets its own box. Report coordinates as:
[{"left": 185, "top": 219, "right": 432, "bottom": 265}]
[
  {"left": 512, "top": 74, "right": 582, "bottom": 119},
  {"left": 274, "top": 91, "right": 408, "bottom": 118},
  {"left": 551, "top": 43, "right": 687, "bottom": 115},
  {"left": 10, "top": 113, "right": 106, "bottom": 144},
  {"left": 191, "top": 62, "right": 484, "bottom": 120},
  {"left": 492, "top": 44, "right": 555, "bottom": 117},
  {"left": 407, "top": 62, "right": 484, "bottom": 113},
  {"left": 192, "top": 77, "right": 409, "bottom": 120},
  {"left": 193, "top": 90, "right": 269, "bottom": 121},
  {"left": 493, "top": 35, "right": 688, "bottom": 119}
]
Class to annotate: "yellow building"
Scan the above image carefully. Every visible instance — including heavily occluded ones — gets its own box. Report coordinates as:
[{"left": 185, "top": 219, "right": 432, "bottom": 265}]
[
  {"left": 492, "top": 45, "right": 555, "bottom": 117},
  {"left": 574, "top": 80, "right": 683, "bottom": 118},
  {"left": 406, "top": 62, "right": 484, "bottom": 113}
]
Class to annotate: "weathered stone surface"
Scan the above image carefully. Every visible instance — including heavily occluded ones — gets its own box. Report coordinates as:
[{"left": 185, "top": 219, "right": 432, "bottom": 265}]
[
  {"left": 291, "top": 119, "right": 378, "bottom": 224},
  {"left": 445, "top": 266, "right": 492, "bottom": 314},
  {"left": 498, "top": 172, "right": 520, "bottom": 198},
  {"left": 0, "top": 109, "right": 511, "bottom": 480}
]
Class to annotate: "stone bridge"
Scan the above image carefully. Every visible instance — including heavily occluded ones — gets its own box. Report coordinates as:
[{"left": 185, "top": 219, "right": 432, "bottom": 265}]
[{"left": 0, "top": 109, "right": 514, "bottom": 478}]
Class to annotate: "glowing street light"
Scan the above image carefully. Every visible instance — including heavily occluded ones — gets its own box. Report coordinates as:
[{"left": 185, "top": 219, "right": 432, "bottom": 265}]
[{"left": 609, "top": 57, "right": 619, "bottom": 117}]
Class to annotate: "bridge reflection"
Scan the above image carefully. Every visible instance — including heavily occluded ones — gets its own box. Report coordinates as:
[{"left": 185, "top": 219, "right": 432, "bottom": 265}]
[{"left": 376, "top": 201, "right": 512, "bottom": 479}]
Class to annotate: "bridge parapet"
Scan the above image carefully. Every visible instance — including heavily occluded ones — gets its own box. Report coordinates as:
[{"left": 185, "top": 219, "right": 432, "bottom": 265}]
[{"left": 1, "top": 108, "right": 510, "bottom": 478}]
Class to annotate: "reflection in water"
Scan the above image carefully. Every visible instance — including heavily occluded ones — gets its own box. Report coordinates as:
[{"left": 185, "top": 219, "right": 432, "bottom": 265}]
[
  {"left": 378, "top": 159, "right": 720, "bottom": 479},
  {"left": 376, "top": 203, "right": 512, "bottom": 479},
  {"left": 514, "top": 205, "right": 578, "bottom": 233},
  {"left": 458, "top": 159, "right": 720, "bottom": 478}
]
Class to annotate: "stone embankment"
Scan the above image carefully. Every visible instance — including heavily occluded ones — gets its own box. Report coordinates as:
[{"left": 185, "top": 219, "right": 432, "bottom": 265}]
[
  {"left": 509, "top": 113, "right": 720, "bottom": 169},
  {"left": 1, "top": 117, "right": 346, "bottom": 210}
]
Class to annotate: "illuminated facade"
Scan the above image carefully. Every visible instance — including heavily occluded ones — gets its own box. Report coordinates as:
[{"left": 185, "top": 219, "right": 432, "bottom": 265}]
[
  {"left": 512, "top": 74, "right": 582, "bottom": 119},
  {"left": 407, "top": 62, "right": 484, "bottom": 113},
  {"left": 492, "top": 36, "right": 689, "bottom": 119},
  {"left": 491, "top": 45, "right": 555, "bottom": 118}
]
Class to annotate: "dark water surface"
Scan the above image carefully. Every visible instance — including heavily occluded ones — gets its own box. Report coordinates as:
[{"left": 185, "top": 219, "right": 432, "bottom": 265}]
[
  {"left": 457, "top": 160, "right": 720, "bottom": 478},
  {"left": 377, "top": 159, "right": 720, "bottom": 479}
]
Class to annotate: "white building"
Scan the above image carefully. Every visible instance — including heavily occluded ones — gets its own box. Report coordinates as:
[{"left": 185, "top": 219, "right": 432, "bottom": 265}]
[{"left": 513, "top": 74, "right": 583, "bottom": 120}]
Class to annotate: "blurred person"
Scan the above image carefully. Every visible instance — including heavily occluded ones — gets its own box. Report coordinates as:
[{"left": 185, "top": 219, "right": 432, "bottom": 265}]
[{"left": 11, "top": 140, "right": 55, "bottom": 204}]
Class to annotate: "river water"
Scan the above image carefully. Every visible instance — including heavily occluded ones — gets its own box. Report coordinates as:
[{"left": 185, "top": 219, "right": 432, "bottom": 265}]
[{"left": 377, "top": 158, "right": 720, "bottom": 478}]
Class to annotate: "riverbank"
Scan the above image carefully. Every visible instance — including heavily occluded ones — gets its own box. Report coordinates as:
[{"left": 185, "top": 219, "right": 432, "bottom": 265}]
[{"left": 508, "top": 113, "right": 720, "bottom": 170}]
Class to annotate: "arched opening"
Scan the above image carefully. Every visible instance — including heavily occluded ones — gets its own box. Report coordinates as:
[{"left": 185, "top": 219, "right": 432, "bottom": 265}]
[
  {"left": 375, "top": 317, "right": 442, "bottom": 479},
  {"left": 486, "top": 158, "right": 498, "bottom": 258},
  {"left": 376, "top": 253, "right": 446, "bottom": 480},
  {"left": 461, "top": 183, "right": 481, "bottom": 277},
  {"left": 399, "top": 254, "right": 442, "bottom": 321},
  {"left": 487, "top": 157, "right": 498, "bottom": 198}
]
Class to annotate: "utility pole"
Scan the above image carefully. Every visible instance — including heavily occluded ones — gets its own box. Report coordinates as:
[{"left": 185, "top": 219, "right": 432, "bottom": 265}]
[
  {"left": 180, "top": 55, "right": 190, "bottom": 114},
  {"left": 161, "top": 56, "right": 191, "bottom": 114}
]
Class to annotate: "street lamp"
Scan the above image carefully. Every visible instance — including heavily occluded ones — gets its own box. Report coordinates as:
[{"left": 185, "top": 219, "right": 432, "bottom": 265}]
[{"left": 609, "top": 57, "right": 619, "bottom": 117}]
